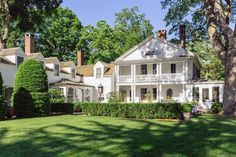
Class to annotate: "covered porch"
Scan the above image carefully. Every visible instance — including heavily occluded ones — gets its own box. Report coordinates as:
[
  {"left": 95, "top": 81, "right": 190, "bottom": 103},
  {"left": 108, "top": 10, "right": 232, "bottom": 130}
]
[{"left": 117, "top": 84, "right": 186, "bottom": 103}]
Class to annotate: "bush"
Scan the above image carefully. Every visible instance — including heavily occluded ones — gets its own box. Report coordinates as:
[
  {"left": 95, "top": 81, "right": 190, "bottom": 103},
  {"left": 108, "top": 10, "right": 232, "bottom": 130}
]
[
  {"left": 13, "top": 59, "right": 49, "bottom": 117},
  {"left": 211, "top": 102, "right": 223, "bottom": 114},
  {"left": 0, "top": 72, "right": 6, "bottom": 120},
  {"left": 108, "top": 92, "right": 122, "bottom": 103},
  {"left": 51, "top": 103, "right": 74, "bottom": 114},
  {"left": 182, "top": 103, "right": 194, "bottom": 112},
  {"left": 75, "top": 102, "right": 183, "bottom": 119},
  {"left": 49, "top": 88, "right": 65, "bottom": 103}
]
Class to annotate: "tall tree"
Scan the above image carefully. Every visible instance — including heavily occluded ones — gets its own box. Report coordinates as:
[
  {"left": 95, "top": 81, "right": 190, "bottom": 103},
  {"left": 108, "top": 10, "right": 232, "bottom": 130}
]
[
  {"left": 36, "top": 7, "right": 82, "bottom": 61},
  {"left": 162, "top": 0, "right": 236, "bottom": 116},
  {"left": 0, "top": 0, "right": 62, "bottom": 49},
  {"left": 78, "top": 7, "right": 154, "bottom": 64}
]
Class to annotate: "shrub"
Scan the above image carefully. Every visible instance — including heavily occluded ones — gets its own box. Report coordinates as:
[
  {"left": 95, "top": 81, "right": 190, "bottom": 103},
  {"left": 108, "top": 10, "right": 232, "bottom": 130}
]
[
  {"left": 51, "top": 103, "right": 74, "bottom": 114},
  {"left": 49, "top": 88, "right": 65, "bottom": 103},
  {"left": 75, "top": 102, "right": 183, "bottom": 119},
  {"left": 211, "top": 102, "right": 223, "bottom": 114},
  {"left": 0, "top": 73, "right": 6, "bottom": 120},
  {"left": 13, "top": 59, "right": 49, "bottom": 117},
  {"left": 182, "top": 103, "right": 194, "bottom": 112},
  {"left": 108, "top": 92, "right": 122, "bottom": 102}
]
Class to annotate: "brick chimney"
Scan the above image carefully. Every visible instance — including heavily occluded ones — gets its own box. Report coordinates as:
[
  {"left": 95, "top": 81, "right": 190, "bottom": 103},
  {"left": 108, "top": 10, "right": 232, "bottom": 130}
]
[
  {"left": 179, "top": 25, "right": 186, "bottom": 49},
  {"left": 157, "top": 30, "right": 167, "bottom": 40},
  {"left": 25, "top": 33, "right": 35, "bottom": 55},
  {"left": 77, "top": 49, "right": 84, "bottom": 67}
]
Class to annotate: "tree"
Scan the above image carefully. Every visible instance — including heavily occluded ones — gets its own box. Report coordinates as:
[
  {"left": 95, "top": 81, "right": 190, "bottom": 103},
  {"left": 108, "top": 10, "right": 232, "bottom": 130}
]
[
  {"left": 114, "top": 7, "right": 154, "bottom": 52},
  {"left": 0, "top": 0, "right": 62, "bottom": 49},
  {"left": 36, "top": 7, "right": 83, "bottom": 62},
  {"left": 161, "top": 0, "right": 236, "bottom": 116},
  {"left": 13, "top": 59, "right": 49, "bottom": 117},
  {"left": 49, "top": 88, "right": 65, "bottom": 103},
  {"left": 78, "top": 7, "right": 153, "bottom": 64},
  {"left": 187, "top": 41, "right": 224, "bottom": 80}
]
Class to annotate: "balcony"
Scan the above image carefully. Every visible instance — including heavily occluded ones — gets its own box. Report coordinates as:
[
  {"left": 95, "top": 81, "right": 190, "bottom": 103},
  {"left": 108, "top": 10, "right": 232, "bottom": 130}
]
[
  {"left": 117, "top": 73, "right": 185, "bottom": 83},
  {"left": 159, "top": 73, "right": 185, "bottom": 82}
]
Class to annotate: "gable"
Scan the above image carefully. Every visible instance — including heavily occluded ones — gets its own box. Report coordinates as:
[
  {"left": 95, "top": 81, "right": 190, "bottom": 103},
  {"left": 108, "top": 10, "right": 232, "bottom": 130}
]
[{"left": 115, "top": 37, "right": 188, "bottom": 62}]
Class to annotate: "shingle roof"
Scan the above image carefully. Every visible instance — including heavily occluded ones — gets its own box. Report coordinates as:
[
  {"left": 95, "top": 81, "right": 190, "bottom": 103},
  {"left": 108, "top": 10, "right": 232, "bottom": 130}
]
[
  {"left": 45, "top": 57, "right": 59, "bottom": 63},
  {"left": 60, "top": 61, "right": 74, "bottom": 68},
  {"left": 0, "top": 56, "right": 15, "bottom": 65},
  {"left": 77, "top": 63, "right": 115, "bottom": 77},
  {"left": 27, "top": 53, "right": 43, "bottom": 59},
  {"left": 0, "top": 47, "right": 21, "bottom": 56}
]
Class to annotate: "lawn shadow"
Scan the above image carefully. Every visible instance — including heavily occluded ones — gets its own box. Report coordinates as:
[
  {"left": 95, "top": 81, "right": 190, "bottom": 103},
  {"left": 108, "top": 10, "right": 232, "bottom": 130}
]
[{"left": 0, "top": 115, "right": 235, "bottom": 157}]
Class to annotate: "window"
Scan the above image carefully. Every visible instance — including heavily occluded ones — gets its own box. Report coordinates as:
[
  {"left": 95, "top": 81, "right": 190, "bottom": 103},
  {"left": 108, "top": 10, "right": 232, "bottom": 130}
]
[
  {"left": 153, "top": 64, "right": 157, "bottom": 74},
  {"left": 153, "top": 88, "right": 157, "bottom": 100},
  {"left": 193, "top": 63, "right": 196, "bottom": 79},
  {"left": 67, "top": 88, "right": 74, "bottom": 103},
  {"left": 141, "top": 88, "right": 147, "bottom": 101},
  {"left": 212, "top": 87, "right": 220, "bottom": 102},
  {"left": 192, "top": 87, "right": 199, "bottom": 102},
  {"left": 141, "top": 64, "right": 147, "bottom": 75},
  {"left": 171, "top": 64, "right": 176, "bottom": 73},
  {"left": 71, "top": 68, "right": 75, "bottom": 79},
  {"left": 54, "top": 64, "right": 59, "bottom": 76},
  {"left": 166, "top": 88, "right": 173, "bottom": 99},
  {"left": 17, "top": 56, "right": 24, "bottom": 68},
  {"left": 202, "top": 88, "right": 209, "bottom": 102},
  {"left": 96, "top": 68, "right": 102, "bottom": 78}
]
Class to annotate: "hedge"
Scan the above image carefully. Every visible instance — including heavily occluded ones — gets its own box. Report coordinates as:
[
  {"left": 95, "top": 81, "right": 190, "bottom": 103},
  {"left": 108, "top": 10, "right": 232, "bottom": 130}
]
[
  {"left": 51, "top": 103, "right": 74, "bottom": 114},
  {"left": 75, "top": 102, "right": 183, "bottom": 119}
]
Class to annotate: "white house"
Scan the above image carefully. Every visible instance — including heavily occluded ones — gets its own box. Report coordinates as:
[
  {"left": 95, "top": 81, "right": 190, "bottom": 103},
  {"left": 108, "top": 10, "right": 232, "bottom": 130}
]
[{"left": 113, "top": 27, "right": 224, "bottom": 109}]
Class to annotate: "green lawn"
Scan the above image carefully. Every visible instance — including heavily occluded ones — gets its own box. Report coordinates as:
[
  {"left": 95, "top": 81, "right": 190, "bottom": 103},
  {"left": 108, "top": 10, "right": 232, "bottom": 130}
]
[{"left": 0, "top": 115, "right": 236, "bottom": 157}]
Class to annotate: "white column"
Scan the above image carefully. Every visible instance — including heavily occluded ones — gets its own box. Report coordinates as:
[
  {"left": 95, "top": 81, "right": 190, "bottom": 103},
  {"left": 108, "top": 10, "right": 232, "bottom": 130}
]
[
  {"left": 209, "top": 86, "right": 213, "bottom": 101},
  {"left": 131, "top": 65, "right": 134, "bottom": 82},
  {"left": 133, "top": 85, "right": 136, "bottom": 102},
  {"left": 220, "top": 85, "right": 224, "bottom": 103},
  {"left": 116, "top": 85, "right": 120, "bottom": 93},
  {"left": 185, "top": 60, "right": 188, "bottom": 80},
  {"left": 116, "top": 65, "right": 120, "bottom": 83},
  {"left": 199, "top": 86, "right": 203, "bottom": 104},
  {"left": 158, "top": 84, "right": 162, "bottom": 102},
  {"left": 159, "top": 62, "right": 162, "bottom": 81},
  {"left": 156, "top": 63, "right": 159, "bottom": 80},
  {"left": 133, "top": 64, "right": 136, "bottom": 83},
  {"left": 182, "top": 84, "right": 186, "bottom": 102}
]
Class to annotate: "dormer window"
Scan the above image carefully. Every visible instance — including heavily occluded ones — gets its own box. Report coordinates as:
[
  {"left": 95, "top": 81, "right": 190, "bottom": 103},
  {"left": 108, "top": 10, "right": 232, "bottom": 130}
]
[
  {"left": 17, "top": 56, "right": 24, "bottom": 68},
  {"left": 96, "top": 68, "right": 102, "bottom": 78},
  {"left": 72, "top": 68, "right": 75, "bottom": 79},
  {"left": 54, "top": 64, "right": 59, "bottom": 76}
]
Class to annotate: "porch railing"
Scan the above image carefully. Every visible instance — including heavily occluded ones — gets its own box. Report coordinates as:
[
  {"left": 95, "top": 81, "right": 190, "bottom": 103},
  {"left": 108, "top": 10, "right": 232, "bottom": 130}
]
[
  {"left": 118, "top": 75, "right": 132, "bottom": 83},
  {"left": 136, "top": 74, "right": 157, "bottom": 82},
  {"left": 159, "top": 73, "right": 185, "bottom": 82}
]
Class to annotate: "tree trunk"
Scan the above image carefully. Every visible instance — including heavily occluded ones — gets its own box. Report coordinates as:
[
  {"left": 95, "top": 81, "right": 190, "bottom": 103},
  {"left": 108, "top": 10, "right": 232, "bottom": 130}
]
[
  {"left": 0, "top": 40, "right": 7, "bottom": 49},
  {"left": 223, "top": 51, "right": 236, "bottom": 116}
]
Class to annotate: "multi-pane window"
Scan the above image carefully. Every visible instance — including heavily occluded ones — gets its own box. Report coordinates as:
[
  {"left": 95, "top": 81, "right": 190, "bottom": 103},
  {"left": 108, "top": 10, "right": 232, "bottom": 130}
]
[
  {"left": 71, "top": 68, "right": 75, "bottom": 79},
  {"left": 202, "top": 88, "right": 209, "bottom": 102},
  {"left": 171, "top": 64, "right": 176, "bottom": 73},
  {"left": 192, "top": 87, "right": 199, "bottom": 102},
  {"left": 153, "top": 64, "right": 157, "bottom": 74},
  {"left": 54, "top": 64, "right": 60, "bottom": 76},
  {"left": 212, "top": 87, "right": 220, "bottom": 102},
  {"left": 141, "top": 88, "right": 147, "bottom": 101},
  {"left": 96, "top": 68, "right": 102, "bottom": 78},
  {"left": 153, "top": 88, "right": 157, "bottom": 100},
  {"left": 141, "top": 64, "right": 147, "bottom": 75},
  {"left": 17, "top": 56, "right": 24, "bottom": 68}
]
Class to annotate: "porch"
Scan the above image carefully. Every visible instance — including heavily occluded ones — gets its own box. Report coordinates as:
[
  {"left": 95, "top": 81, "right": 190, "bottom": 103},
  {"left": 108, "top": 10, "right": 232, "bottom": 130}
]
[{"left": 117, "top": 84, "right": 185, "bottom": 103}]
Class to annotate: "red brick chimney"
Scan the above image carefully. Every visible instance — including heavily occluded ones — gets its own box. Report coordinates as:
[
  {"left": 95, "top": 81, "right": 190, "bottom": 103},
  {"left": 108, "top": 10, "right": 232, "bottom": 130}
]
[
  {"left": 157, "top": 30, "right": 167, "bottom": 40},
  {"left": 77, "top": 50, "right": 84, "bottom": 67},
  {"left": 179, "top": 25, "right": 186, "bottom": 49},
  {"left": 25, "top": 33, "right": 35, "bottom": 55}
]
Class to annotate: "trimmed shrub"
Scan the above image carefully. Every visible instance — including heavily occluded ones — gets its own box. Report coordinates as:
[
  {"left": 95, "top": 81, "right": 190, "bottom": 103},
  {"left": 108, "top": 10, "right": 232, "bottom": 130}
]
[
  {"left": 51, "top": 103, "right": 74, "bottom": 114},
  {"left": 49, "top": 88, "right": 65, "bottom": 103},
  {"left": 211, "top": 102, "right": 223, "bottom": 114},
  {"left": 75, "top": 102, "right": 183, "bottom": 119},
  {"left": 13, "top": 59, "right": 49, "bottom": 117},
  {"left": 182, "top": 103, "right": 194, "bottom": 112}
]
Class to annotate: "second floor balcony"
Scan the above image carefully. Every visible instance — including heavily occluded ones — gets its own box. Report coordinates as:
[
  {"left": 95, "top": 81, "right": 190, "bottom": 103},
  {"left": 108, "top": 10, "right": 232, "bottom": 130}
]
[{"left": 117, "top": 62, "right": 187, "bottom": 83}]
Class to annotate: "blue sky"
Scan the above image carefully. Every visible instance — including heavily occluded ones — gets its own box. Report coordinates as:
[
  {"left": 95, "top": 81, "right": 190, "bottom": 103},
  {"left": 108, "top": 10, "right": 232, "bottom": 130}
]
[{"left": 61, "top": 0, "right": 170, "bottom": 32}]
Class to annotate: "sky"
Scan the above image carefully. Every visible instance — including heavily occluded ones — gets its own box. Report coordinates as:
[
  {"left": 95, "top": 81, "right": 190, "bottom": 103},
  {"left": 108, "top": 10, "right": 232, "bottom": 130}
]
[{"left": 61, "top": 0, "right": 170, "bottom": 32}]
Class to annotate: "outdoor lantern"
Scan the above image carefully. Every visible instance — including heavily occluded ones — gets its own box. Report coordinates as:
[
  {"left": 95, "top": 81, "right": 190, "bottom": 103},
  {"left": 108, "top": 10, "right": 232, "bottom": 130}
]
[{"left": 98, "top": 83, "right": 103, "bottom": 95}]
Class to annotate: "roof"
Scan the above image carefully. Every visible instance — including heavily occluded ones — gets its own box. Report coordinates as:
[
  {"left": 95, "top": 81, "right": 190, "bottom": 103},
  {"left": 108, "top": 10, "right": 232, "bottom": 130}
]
[
  {"left": 60, "top": 61, "right": 75, "bottom": 68},
  {"left": 0, "top": 47, "right": 21, "bottom": 56},
  {"left": 50, "top": 78, "right": 94, "bottom": 87},
  {"left": 0, "top": 56, "right": 15, "bottom": 65},
  {"left": 45, "top": 57, "right": 59, "bottom": 63},
  {"left": 77, "top": 63, "right": 115, "bottom": 77},
  {"left": 27, "top": 53, "right": 44, "bottom": 60}
]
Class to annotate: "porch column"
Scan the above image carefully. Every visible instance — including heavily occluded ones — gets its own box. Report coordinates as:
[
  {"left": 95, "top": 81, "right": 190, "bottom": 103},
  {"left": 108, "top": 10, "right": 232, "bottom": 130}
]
[
  {"left": 185, "top": 60, "right": 188, "bottom": 80},
  {"left": 158, "top": 84, "right": 162, "bottom": 102},
  {"left": 159, "top": 62, "right": 162, "bottom": 77},
  {"left": 116, "top": 65, "right": 120, "bottom": 83},
  {"left": 133, "top": 85, "right": 136, "bottom": 102},
  {"left": 209, "top": 86, "right": 213, "bottom": 102},
  {"left": 199, "top": 86, "right": 203, "bottom": 104},
  {"left": 133, "top": 64, "right": 136, "bottom": 82},
  {"left": 182, "top": 84, "right": 186, "bottom": 102},
  {"left": 219, "top": 85, "right": 224, "bottom": 103},
  {"left": 116, "top": 85, "right": 120, "bottom": 93},
  {"left": 156, "top": 63, "right": 159, "bottom": 81}
]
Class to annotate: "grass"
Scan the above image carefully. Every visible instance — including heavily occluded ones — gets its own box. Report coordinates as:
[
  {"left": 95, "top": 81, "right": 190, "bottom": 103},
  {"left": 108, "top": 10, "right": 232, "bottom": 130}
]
[{"left": 0, "top": 115, "right": 236, "bottom": 157}]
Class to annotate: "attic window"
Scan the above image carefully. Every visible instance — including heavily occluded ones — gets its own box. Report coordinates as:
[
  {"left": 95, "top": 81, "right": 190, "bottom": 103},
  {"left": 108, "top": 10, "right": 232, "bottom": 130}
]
[
  {"left": 72, "top": 68, "right": 75, "bottom": 79},
  {"left": 17, "top": 56, "right": 24, "bottom": 68},
  {"left": 96, "top": 68, "right": 102, "bottom": 78},
  {"left": 54, "top": 64, "right": 59, "bottom": 76}
]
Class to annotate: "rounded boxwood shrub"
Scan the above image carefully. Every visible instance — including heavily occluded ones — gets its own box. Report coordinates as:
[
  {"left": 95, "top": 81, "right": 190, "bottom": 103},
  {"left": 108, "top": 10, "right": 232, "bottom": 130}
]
[
  {"left": 211, "top": 102, "right": 223, "bottom": 114},
  {"left": 182, "top": 103, "right": 194, "bottom": 112},
  {"left": 13, "top": 59, "right": 49, "bottom": 117}
]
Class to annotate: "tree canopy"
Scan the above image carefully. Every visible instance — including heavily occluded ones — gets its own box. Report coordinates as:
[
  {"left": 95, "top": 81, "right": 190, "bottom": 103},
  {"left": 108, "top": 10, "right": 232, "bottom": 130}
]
[{"left": 0, "top": 0, "right": 62, "bottom": 49}]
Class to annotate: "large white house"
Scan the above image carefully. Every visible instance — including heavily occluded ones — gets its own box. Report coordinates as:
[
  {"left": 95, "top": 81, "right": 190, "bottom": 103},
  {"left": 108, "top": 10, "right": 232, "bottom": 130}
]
[{"left": 0, "top": 26, "right": 225, "bottom": 109}]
